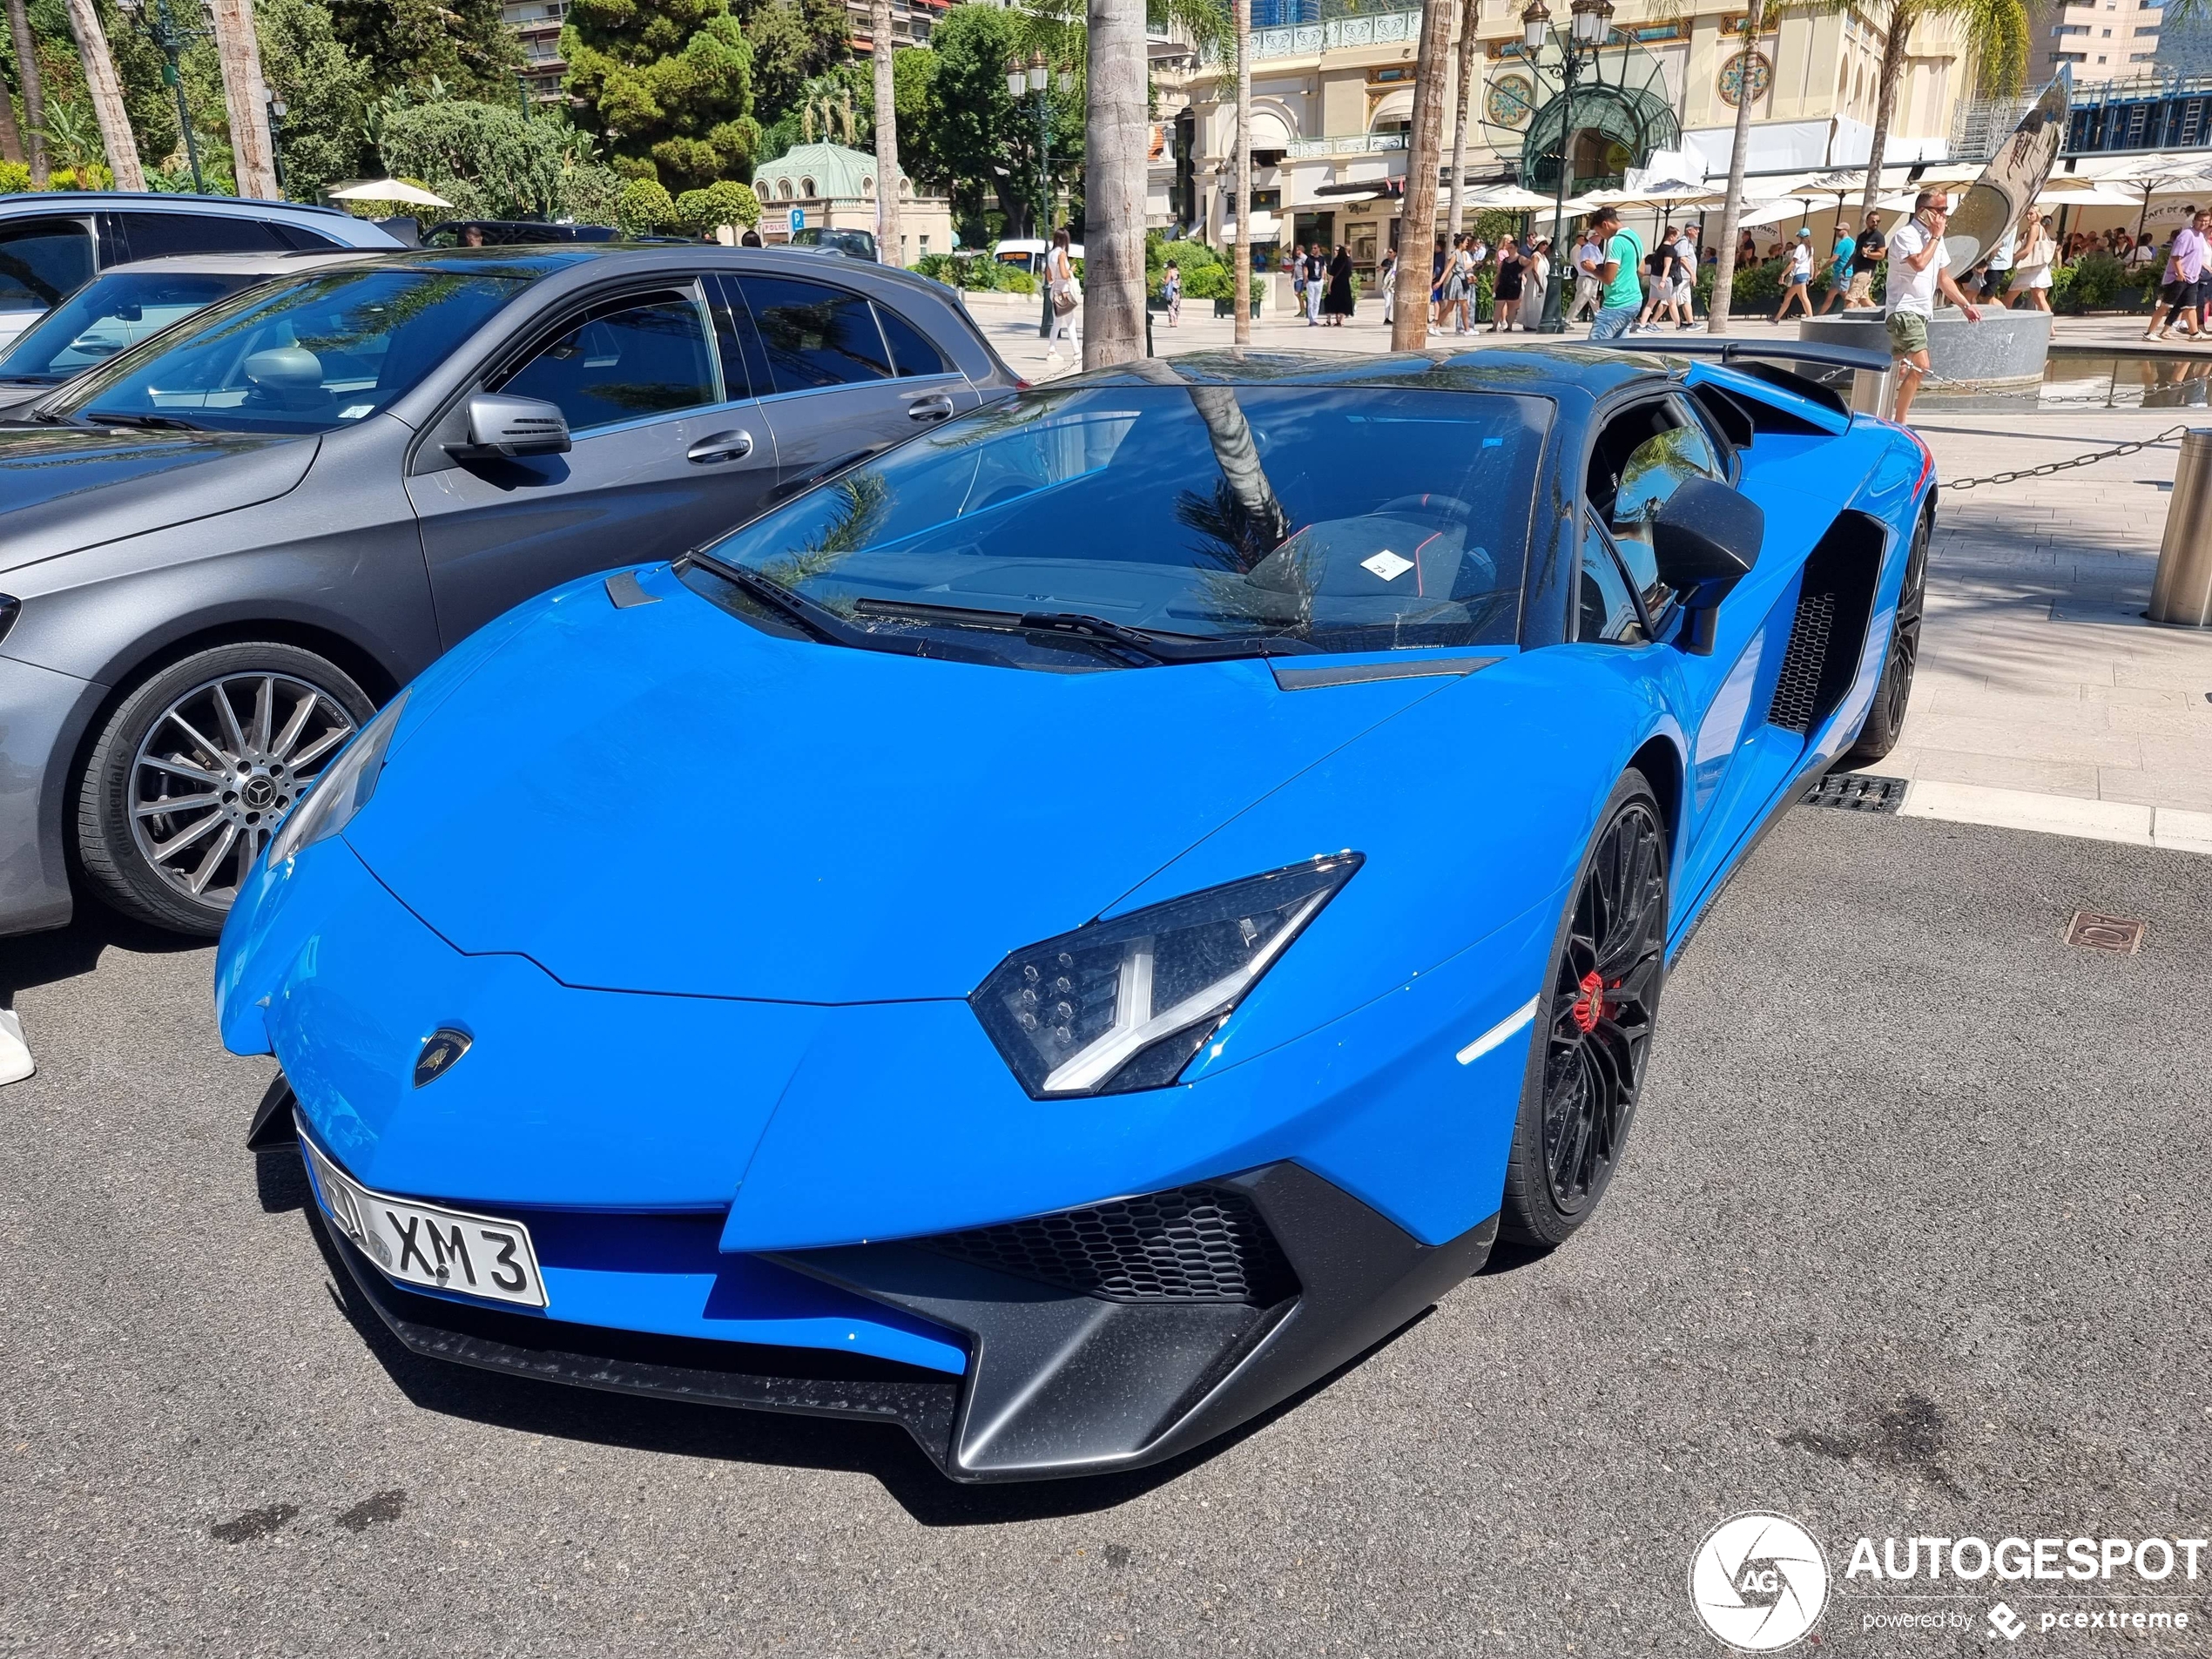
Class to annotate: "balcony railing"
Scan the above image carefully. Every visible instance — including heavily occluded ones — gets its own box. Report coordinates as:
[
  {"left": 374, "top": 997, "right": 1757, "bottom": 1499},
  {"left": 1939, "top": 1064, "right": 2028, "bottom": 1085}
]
[
  {"left": 1285, "top": 132, "right": 1409, "bottom": 156},
  {"left": 1254, "top": 8, "right": 1420, "bottom": 57}
]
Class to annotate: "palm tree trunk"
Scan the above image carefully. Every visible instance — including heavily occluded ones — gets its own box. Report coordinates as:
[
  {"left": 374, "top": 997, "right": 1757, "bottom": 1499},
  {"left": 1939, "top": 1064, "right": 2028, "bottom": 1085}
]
[
  {"left": 871, "top": 0, "right": 902, "bottom": 265},
  {"left": 1391, "top": 0, "right": 1456, "bottom": 348},
  {"left": 1082, "top": 0, "right": 1147, "bottom": 367},
  {"left": 1447, "top": 0, "right": 1478, "bottom": 238},
  {"left": 1232, "top": 0, "right": 1251, "bottom": 346},
  {"left": 63, "top": 0, "right": 145, "bottom": 191},
  {"left": 5, "top": 0, "right": 46, "bottom": 186},
  {"left": 1857, "top": 0, "right": 1912, "bottom": 221},
  {"left": 0, "top": 64, "right": 24, "bottom": 165},
  {"left": 210, "top": 0, "right": 280, "bottom": 199},
  {"left": 1705, "top": 0, "right": 1766, "bottom": 334}
]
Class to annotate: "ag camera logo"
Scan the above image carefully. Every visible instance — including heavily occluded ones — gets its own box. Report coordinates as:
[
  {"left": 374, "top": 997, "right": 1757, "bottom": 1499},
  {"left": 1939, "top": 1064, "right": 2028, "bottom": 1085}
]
[{"left": 1689, "top": 1513, "right": 1830, "bottom": 1651}]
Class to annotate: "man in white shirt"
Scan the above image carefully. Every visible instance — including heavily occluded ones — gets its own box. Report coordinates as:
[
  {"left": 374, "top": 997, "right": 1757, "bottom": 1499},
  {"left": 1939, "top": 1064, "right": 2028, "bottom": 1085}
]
[
  {"left": 1568, "top": 230, "right": 1604, "bottom": 322},
  {"left": 1885, "top": 190, "right": 1982, "bottom": 424}
]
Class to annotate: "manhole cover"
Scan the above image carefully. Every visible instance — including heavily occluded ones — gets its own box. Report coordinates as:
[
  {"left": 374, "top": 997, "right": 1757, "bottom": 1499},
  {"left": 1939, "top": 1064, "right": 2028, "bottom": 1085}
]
[
  {"left": 1803, "top": 773, "right": 1908, "bottom": 813},
  {"left": 2065, "top": 911, "right": 2146, "bottom": 954}
]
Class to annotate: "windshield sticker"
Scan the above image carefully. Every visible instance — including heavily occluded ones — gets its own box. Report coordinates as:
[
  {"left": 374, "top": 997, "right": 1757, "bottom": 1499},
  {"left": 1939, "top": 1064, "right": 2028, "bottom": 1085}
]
[{"left": 1362, "top": 550, "right": 1415, "bottom": 582}]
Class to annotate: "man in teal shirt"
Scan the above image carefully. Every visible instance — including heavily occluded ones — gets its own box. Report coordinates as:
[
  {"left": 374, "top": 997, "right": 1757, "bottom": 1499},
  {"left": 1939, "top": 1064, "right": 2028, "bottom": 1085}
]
[{"left": 1588, "top": 206, "right": 1644, "bottom": 340}]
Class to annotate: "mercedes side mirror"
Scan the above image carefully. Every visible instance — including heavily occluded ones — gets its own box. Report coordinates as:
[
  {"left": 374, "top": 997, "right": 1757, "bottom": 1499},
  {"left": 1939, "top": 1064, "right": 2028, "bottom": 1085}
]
[
  {"left": 450, "top": 392, "right": 570, "bottom": 459},
  {"left": 1653, "top": 476, "right": 1763, "bottom": 655}
]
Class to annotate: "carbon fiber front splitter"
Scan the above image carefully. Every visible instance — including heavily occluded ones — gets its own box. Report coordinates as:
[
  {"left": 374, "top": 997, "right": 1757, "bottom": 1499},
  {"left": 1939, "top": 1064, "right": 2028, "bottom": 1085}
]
[{"left": 318, "top": 1161, "right": 1498, "bottom": 1483}]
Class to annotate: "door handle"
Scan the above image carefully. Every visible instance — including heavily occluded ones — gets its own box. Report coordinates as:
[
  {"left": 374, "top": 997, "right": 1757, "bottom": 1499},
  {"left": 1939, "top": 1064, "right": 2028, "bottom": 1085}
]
[
  {"left": 906, "top": 395, "right": 955, "bottom": 422},
  {"left": 688, "top": 428, "right": 753, "bottom": 463}
]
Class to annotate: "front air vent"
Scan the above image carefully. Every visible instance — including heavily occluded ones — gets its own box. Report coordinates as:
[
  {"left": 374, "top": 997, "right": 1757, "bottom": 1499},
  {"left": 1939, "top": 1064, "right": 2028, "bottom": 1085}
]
[
  {"left": 1766, "top": 511, "right": 1887, "bottom": 738},
  {"left": 1769, "top": 591, "right": 1835, "bottom": 734},
  {"left": 926, "top": 1184, "right": 1298, "bottom": 1305}
]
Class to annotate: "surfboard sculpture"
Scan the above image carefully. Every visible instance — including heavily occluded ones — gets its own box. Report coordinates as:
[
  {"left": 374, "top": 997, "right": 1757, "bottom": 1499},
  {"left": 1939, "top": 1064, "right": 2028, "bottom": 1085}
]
[{"left": 1943, "top": 72, "right": 2071, "bottom": 278}]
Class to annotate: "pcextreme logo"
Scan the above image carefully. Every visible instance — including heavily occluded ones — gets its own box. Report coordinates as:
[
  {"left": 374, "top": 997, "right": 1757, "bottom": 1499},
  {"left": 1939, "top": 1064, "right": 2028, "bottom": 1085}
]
[{"left": 1689, "top": 1513, "right": 1831, "bottom": 1652}]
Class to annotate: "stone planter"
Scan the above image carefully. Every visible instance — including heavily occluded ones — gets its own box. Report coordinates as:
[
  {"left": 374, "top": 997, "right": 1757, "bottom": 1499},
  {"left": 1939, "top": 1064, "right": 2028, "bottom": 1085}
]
[{"left": 1798, "top": 307, "right": 2051, "bottom": 398}]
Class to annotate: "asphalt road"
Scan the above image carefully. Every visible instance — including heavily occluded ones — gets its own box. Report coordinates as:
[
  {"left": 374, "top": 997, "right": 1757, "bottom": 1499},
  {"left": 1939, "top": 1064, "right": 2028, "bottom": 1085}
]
[{"left": 3, "top": 806, "right": 2209, "bottom": 1656}]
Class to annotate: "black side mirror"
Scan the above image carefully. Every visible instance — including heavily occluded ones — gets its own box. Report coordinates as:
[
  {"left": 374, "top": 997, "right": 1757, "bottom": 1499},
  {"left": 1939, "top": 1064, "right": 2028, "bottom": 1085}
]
[
  {"left": 1653, "top": 476, "right": 1763, "bottom": 654},
  {"left": 448, "top": 392, "right": 570, "bottom": 460}
]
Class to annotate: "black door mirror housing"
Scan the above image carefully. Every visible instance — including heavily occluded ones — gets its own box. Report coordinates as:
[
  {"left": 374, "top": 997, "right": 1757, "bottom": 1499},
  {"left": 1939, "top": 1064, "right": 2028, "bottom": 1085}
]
[
  {"left": 1652, "top": 476, "right": 1763, "bottom": 654},
  {"left": 450, "top": 392, "right": 571, "bottom": 459}
]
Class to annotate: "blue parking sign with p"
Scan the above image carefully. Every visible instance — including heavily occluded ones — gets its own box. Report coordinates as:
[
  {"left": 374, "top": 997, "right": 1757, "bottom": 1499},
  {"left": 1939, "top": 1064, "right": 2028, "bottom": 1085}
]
[{"left": 789, "top": 208, "right": 804, "bottom": 233}]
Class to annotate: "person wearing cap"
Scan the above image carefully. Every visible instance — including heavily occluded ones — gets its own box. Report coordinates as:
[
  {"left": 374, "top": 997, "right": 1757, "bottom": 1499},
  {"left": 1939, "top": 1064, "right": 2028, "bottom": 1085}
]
[
  {"left": 1586, "top": 205, "right": 1643, "bottom": 341},
  {"left": 1886, "top": 188, "right": 1983, "bottom": 424},
  {"left": 1816, "top": 221, "right": 1858, "bottom": 314},
  {"left": 1773, "top": 226, "right": 1817, "bottom": 322}
]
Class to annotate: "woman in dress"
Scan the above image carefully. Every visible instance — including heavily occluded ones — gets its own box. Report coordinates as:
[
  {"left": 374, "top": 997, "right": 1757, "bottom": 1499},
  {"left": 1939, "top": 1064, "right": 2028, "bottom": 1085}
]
[
  {"left": 1490, "top": 236, "right": 1523, "bottom": 332},
  {"left": 2010, "top": 212, "right": 2058, "bottom": 316},
  {"left": 1519, "top": 236, "right": 1549, "bottom": 330},
  {"left": 1322, "top": 245, "right": 1355, "bottom": 325}
]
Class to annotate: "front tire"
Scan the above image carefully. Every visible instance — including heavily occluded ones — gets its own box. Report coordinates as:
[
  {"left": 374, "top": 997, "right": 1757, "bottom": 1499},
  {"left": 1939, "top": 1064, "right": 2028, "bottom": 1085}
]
[
  {"left": 78, "top": 643, "right": 374, "bottom": 935},
  {"left": 1499, "top": 770, "right": 1669, "bottom": 1248},
  {"left": 1844, "top": 508, "right": 1930, "bottom": 765}
]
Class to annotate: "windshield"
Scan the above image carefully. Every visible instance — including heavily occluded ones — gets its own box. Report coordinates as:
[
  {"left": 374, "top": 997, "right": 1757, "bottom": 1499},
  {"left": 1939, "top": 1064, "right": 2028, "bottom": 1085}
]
[
  {"left": 0, "top": 270, "right": 260, "bottom": 384},
  {"left": 693, "top": 381, "right": 1545, "bottom": 660},
  {"left": 51, "top": 267, "right": 525, "bottom": 434}
]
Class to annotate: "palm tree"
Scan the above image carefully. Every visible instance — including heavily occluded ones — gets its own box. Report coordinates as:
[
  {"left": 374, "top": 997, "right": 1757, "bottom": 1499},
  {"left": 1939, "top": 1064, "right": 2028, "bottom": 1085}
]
[
  {"left": 1084, "top": 0, "right": 1148, "bottom": 366},
  {"left": 1854, "top": 0, "right": 2027, "bottom": 220},
  {"left": 1447, "top": 0, "right": 1480, "bottom": 239},
  {"left": 208, "top": 0, "right": 281, "bottom": 198},
  {"left": 1391, "top": 0, "right": 1459, "bottom": 347},
  {"left": 1, "top": 64, "right": 24, "bottom": 165},
  {"left": 1703, "top": 0, "right": 1768, "bottom": 333},
  {"left": 62, "top": 0, "right": 144, "bottom": 190},
  {"left": 871, "top": 0, "right": 902, "bottom": 266},
  {"left": 1232, "top": 0, "right": 1251, "bottom": 345},
  {"left": 5, "top": 0, "right": 47, "bottom": 186}
]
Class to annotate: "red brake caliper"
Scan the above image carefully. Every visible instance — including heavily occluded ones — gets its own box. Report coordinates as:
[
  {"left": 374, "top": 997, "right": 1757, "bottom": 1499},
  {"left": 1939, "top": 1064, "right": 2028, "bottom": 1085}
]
[{"left": 1569, "top": 969, "right": 1604, "bottom": 1034}]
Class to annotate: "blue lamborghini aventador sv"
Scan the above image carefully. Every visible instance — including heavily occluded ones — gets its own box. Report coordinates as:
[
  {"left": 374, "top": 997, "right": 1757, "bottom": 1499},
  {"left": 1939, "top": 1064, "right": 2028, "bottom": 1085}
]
[{"left": 218, "top": 344, "right": 1935, "bottom": 1482}]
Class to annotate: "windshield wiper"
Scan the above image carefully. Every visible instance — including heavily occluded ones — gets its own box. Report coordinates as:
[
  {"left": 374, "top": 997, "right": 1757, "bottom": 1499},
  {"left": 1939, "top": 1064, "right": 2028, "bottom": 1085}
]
[
  {"left": 86, "top": 411, "right": 207, "bottom": 432},
  {"left": 686, "top": 550, "right": 874, "bottom": 649},
  {"left": 850, "top": 597, "right": 1321, "bottom": 664}
]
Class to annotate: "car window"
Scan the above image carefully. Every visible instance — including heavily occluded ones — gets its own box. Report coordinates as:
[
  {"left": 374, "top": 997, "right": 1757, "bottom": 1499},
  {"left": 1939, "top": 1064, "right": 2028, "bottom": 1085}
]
[
  {"left": 57, "top": 266, "right": 526, "bottom": 435},
  {"left": 873, "top": 302, "right": 948, "bottom": 377},
  {"left": 692, "top": 383, "right": 1548, "bottom": 661},
  {"left": 738, "top": 276, "right": 892, "bottom": 392},
  {"left": 0, "top": 270, "right": 257, "bottom": 382},
  {"left": 1578, "top": 514, "right": 1646, "bottom": 644},
  {"left": 0, "top": 220, "right": 95, "bottom": 310},
  {"left": 117, "top": 212, "right": 289, "bottom": 260},
  {"left": 496, "top": 291, "right": 722, "bottom": 432},
  {"left": 1588, "top": 399, "right": 1718, "bottom": 621}
]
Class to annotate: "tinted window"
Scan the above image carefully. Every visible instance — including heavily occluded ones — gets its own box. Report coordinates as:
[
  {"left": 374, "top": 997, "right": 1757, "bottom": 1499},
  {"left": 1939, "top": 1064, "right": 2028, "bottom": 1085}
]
[
  {"left": 1578, "top": 515, "right": 1646, "bottom": 644},
  {"left": 59, "top": 268, "right": 525, "bottom": 435},
  {"left": 741, "top": 276, "right": 891, "bottom": 391},
  {"left": 874, "top": 302, "right": 948, "bottom": 377},
  {"left": 1590, "top": 401, "right": 1720, "bottom": 620},
  {"left": 0, "top": 220, "right": 95, "bottom": 310},
  {"left": 0, "top": 270, "right": 256, "bottom": 382},
  {"left": 697, "top": 384, "right": 1546, "bottom": 660},
  {"left": 118, "top": 212, "right": 288, "bottom": 260},
  {"left": 496, "top": 292, "right": 720, "bottom": 431}
]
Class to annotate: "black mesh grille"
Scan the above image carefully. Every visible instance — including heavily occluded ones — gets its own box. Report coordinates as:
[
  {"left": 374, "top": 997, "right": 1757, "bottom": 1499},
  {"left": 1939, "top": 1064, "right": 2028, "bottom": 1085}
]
[
  {"left": 926, "top": 1185, "right": 1298, "bottom": 1305},
  {"left": 1769, "top": 590, "right": 1836, "bottom": 734},
  {"left": 1803, "top": 772, "right": 1907, "bottom": 813}
]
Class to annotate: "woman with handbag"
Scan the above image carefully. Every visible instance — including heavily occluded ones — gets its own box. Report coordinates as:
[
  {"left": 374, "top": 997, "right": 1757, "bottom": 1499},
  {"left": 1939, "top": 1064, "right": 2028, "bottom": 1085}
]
[{"left": 1045, "top": 228, "right": 1079, "bottom": 357}]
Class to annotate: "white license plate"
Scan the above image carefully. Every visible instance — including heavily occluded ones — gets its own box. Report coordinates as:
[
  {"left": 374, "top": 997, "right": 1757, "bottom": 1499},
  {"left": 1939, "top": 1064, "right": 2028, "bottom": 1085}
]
[{"left": 304, "top": 1135, "right": 549, "bottom": 1309}]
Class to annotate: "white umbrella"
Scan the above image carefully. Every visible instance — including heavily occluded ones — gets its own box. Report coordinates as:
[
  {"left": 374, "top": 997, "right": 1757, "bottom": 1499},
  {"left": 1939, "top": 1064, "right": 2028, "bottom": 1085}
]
[
  {"left": 327, "top": 179, "right": 455, "bottom": 208},
  {"left": 1467, "top": 184, "right": 1593, "bottom": 212}
]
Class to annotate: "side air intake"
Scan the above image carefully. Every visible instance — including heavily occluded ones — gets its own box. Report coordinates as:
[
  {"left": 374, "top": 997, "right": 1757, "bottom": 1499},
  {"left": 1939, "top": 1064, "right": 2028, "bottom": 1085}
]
[
  {"left": 1767, "top": 511, "right": 1885, "bottom": 738},
  {"left": 925, "top": 1184, "right": 1298, "bottom": 1306}
]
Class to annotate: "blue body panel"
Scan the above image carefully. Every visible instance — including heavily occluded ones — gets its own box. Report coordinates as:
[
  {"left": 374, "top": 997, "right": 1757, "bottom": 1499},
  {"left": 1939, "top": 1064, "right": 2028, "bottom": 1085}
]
[{"left": 219, "top": 359, "right": 1933, "bottom": 1372}]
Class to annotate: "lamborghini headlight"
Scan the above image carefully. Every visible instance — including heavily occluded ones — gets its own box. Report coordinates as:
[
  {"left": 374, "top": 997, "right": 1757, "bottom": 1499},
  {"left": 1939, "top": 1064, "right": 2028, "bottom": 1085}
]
[
  {"left": 266, "top": 688, "right": 410, "bottom": 867},
  {"left": 970, "top": 854, "right": 1363, "bottom": 1097}
]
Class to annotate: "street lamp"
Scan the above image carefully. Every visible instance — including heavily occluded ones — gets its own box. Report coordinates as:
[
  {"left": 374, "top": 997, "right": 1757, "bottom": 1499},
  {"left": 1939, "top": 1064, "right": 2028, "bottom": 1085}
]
[
  {"left": 265, "top": 90, "right": 287, "bottom": 195},
  {"left": 121, "top": 0, "right": 209, "bottom": 194},
  {"left": 1529, "top": 0, "right": 1615, "bottom": 332},
  {"left": 1008, "top": 51, "right": 1072, "bottom": 339}
]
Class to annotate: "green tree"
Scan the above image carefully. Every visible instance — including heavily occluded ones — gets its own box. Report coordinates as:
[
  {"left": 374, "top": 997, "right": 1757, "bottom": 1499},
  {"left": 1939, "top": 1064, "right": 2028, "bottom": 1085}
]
[
  {"left": 921, "top": 3, "right": 1077, "bottom": 239},
  {"left": 739, "top": 0, "right": 846, "bottom": 125},
  {"left": 618, "top": 173, "right": 676, "bottom": 230},
  {"left": 378, "top": 95, "right": 608, "bottom": 219},
  {"left": 327, "top": 0, "right": 523, "bottom": 105},
  {"left": 562, "top": 0, "right": 759, "bottom": 190},
  {"left": 674, "top": 175, "right": 759, "bottom": 230},
  {"left": 1848, "top": 0, "right": 2027, "bottom": 221},
  {"left": 255, "top": 0, "right": 376, "bottom": 199}
]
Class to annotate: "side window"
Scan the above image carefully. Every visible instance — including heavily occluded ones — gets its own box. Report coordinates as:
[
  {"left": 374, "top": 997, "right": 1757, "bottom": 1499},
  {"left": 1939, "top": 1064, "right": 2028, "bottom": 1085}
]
[
  {"left": 118, "top": 212, "right": 288, "bottom": 260},
  {"left": 1588, "top": 398, "right": 1720, "bottom": 622},
  {"left": 0, "top": 219, "right": 95, "bottom": 309},
  {"left": 873, "top": 301, "right": 948, "bottom": 377},
  {"left": 738, "top": 275, "right": 892, "bottom": 392},
  {"left": 496, "top": 291, "right": 721, "bottom": 433},
  {"left": 1578, "top": 514, "right": 1647, "bottom": 644}
]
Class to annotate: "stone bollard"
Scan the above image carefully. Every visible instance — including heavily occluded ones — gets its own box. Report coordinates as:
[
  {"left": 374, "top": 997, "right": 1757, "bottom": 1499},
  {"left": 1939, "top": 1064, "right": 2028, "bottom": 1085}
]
[{"left": 2149, "top": 428, "right": 2212, "bottom": 629}]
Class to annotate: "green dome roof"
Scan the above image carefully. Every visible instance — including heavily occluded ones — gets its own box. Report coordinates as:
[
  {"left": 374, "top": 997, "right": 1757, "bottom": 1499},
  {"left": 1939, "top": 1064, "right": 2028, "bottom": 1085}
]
[{"left": 752, "top": 143, "right": 904, "bottom": 203}]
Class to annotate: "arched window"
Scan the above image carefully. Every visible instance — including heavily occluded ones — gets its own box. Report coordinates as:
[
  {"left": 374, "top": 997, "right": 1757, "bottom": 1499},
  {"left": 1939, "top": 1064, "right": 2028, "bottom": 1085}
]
[
  {"left": 862, "top": 176, "right": 874, "bottom": 195},
  {"left": 778, "top": 179, "right": 793, "bottom": 199},
  {"left": 799, "top": 177, "right": 816, "bottom": 198}
]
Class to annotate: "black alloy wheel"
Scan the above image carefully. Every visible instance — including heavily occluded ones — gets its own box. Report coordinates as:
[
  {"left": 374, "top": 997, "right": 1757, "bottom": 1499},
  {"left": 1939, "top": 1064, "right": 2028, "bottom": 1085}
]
[
  {"left": 1501, "top": 771, "right": 1669, "bottom": 1247},
  {"left": 1844, "top": 509, "right": 1929, "bottom": 764}
]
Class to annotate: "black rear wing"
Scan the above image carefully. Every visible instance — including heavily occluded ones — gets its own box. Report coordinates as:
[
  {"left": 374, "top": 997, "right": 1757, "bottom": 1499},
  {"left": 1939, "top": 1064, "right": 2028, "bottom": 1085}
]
[{"left": 1603, "top": 337, "right": 1891, "bottom": 424}]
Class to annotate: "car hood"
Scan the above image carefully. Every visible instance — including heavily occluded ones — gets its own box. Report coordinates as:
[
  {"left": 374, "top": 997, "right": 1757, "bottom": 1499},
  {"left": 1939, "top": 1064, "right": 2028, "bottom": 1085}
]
[
  {"left": 0, "top": 424, "right": 318, "bottom": 577},
  {"left": 345, "top": 567, "right": 1447, "bottom": 1002}
]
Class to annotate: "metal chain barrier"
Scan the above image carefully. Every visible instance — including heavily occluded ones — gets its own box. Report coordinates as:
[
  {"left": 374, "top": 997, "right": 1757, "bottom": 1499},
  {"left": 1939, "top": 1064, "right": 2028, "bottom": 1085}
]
[{"left": 1941, "top": 424, "right": 2194, "bottom": 491}]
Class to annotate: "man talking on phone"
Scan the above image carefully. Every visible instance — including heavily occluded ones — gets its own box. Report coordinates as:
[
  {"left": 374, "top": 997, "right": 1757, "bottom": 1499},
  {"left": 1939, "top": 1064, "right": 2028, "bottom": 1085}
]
[{"left": 1886, "top": 189, "right": 1981, "bottom": 424}]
